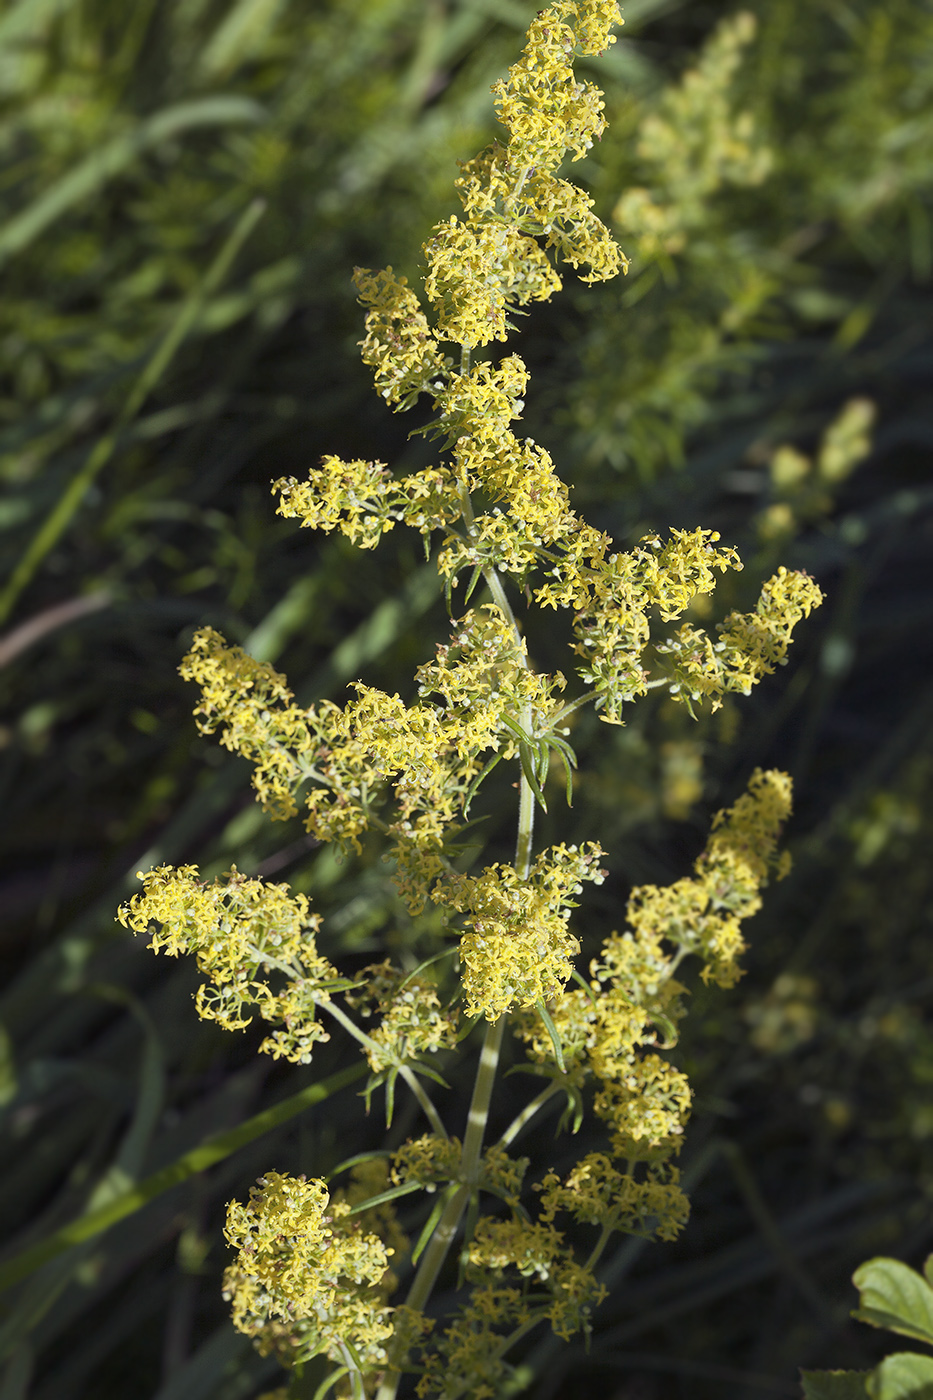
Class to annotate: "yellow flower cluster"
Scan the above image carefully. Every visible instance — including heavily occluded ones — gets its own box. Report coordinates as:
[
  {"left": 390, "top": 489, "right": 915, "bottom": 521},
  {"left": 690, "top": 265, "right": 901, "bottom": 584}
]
[
  {"left": 538, "top": 1153, "right": 689, "bottom": 1242},
  {"left": 438, "top": 843, "right": 606, "bottom": 1020},
  {"left": 345, "top": 960, "right": 459, "bottom": 1073},
  {"left": 273, "top": 454, "right": 460, "bottom": 550},
  {"left": 536, "top": 526, "right": 743, "bottom": 721},
  {"left": 390, "top": 1135, "right": 529, "bottom": 1210},
  {"left": 491, "top": 1, "right": 620, "bottom": 173},
  {"left": 179, "top": 616, "right": 520, "bottom": 860},
  {"left": 222, "top": 1172, "right": 395, "bottom": 1373},
  {"left": 415, "top": 1213, "right": 607, "bottom": 1399},
  {"left": 467, "top": 1216, "right": 606, "bottom": 1340},
  {"left": 117, "top": 864, "right": 338, "bottom": 1063},
  {"left": 424, "top": 216, "right": 562, "bottom": 349},
  {"left": 353, "top": 265, "right": 450, "bottom": 410},
  {"left": 419, "top": 0, "right": 627, "bottom": 350},
  {"left": 179, "top": 625, "right": 315, "bottom": 820},
  {"left": 657, "top": 567, "right": 825, "bottom": 712},
  {"left": 416, "top": 604, "right": 564, "bottom": 731},
  {"left": 514, "top": 769, "right": 792, "bottom": 1165}
]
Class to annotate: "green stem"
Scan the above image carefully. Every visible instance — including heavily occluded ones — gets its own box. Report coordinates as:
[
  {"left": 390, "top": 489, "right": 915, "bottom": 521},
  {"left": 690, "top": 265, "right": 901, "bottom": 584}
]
[
  {"left": 321, "top": 999, "right": 448, "bottom": 1139},
  {"left": 374, "top": 481, "right": 540, "bottom": 1400},
  {"left": 460, "top": 1016, "right": 506, "bottom": 1181},
  {"left": 374, "top": 1182, "right": 470, "bottom": 1400},
  {"left": 584, "top": 1222, "right": 613, "bottom": 1274},
  {"left": 337, "top": 1343, "right": 366, "bottom": 1400}
]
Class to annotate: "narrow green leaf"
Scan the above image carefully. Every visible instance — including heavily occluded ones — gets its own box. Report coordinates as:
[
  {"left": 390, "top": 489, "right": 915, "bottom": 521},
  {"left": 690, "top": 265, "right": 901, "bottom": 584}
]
[
  {"left": 412, "top": 1185, "right": 456, "bottom": 1267},
  {"left": 463, "top": 753, "right": 502, "bottom": 817},
  {"left": 570, "top": 968, "right": 598, "bottom": 1006},
  {"left": 518, "top": 742, "right": 548, "bottom": 812},
  {"left": 0, "top": 1060, "right": 367, "bottom": 1293},
  {"left": 0, "top": 98, "right": 265, "bottom": 266},
  {"left": 397, "top": 947, "right": 457, "bottom": 992},
  {"left": 344, "top": 1181, "right": 423, "bottom": 1215},
  {"left": 326, "top": 1150, "right": 393, "bottom": 1181},
  {"left": 311, "top": 1367, "right": 350, "bottom": 1400},
  {"left": 385, "top": 1066, "right": 398, "bottom": 1130},
  {"left": 464, "top": 565, "right": 483, "bottom": 605},
  {"left": 0, "top": 197, "right": 266, "bottom": 623},
  {"left": 535, "top": 999, "right": 565, "bottom": 1073},
  {"left": 406, "top": 1061, "right": 451, "bottom": 1090},
  {"left": 555, "top": 744, "right": 575, "bottom": 807}
]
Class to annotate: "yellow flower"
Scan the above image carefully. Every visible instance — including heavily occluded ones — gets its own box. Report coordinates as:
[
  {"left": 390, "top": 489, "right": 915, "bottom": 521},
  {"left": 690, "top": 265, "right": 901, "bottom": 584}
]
[
  {"left": 439, "top": 843, "right": 606, "bottom": 1020},
  {"left": 117, "top": 864, "right": 338, "bottom": 1059},
  {"left": 353, "top": 264, "right": 450, "bottom": 409},
  {"left": 345, "top": 960, "right": 460, "bottom": 1072},
  {"left": 223, "top": 1172, "right": 394, "bottom": 1371},
  {"left": 657, "top": 567, "right": 824, "bottom": 712}
]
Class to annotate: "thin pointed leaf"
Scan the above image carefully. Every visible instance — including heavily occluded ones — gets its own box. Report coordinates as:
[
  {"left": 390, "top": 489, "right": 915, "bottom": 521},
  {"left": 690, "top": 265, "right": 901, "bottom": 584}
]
[
  {"left": 553, "top": 745, "right": 574, "bottom": 807},
  {"left": 344, "top": 1181, "right": 423, "bottom": 1215},
  {"left": 535, "top": 999, "right": 565, "bottom": 1073},
  {"left": 464, "top": 565, "right": 483, "bottom": 604},
  {"left": 397, "top": 947, "right": 457, "bottom": 992},
  {"left": 385, "top": 1066, "right": 398, "bottom": 1130},
  {"left": 463, "top": 753, "right": 502, "bottom": 817},
  {"left": 0, "top": 1061, "right": 367, "bottom": 1293},
  {"left": 406, "top": 1061, "right": 451, "bottom": 1090},
  {"left": 519, "top": 742, "right": 548, "bottom": 812},
  {"left": 311, "top": 1366, "right": 350, "bottom": 1400},
  {"left": 327, "top": 1150, "right": 393, "bottom": 1181},
  {"left": 412, "top": 1185, "right": 456, "bottom": 1267},
  {"left": 570, "top": 968, "right": 598, "bottom": 1006}
]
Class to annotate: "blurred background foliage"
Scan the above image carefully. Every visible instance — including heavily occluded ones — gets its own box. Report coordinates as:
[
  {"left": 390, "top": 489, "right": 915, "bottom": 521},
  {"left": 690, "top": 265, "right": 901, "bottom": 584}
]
[{"left": 0, "top": 0, "right": 931, "bottom": 1397}]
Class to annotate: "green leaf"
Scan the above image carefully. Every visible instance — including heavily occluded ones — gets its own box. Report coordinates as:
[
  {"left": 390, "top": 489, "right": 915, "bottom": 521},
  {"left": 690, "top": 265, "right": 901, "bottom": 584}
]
[
  {"left": 853, "top": 1258, "right": 933, "bottom": 1347},
  {"left": 535, "top": 998, "right": 565, "bottom": 1073},
  {"left": 0, "top": 97, "right": 266, "bottom": 267},
  {"left": 413, "top": 1184, "right": 457, "bottom": 1267},
  {"left": 326, "top": 1149, "right": 393, "bottom": 1181},
  {"left": 801, "top": 1370, "right": 871, "bottom": 1400},
  {"left": 463, "top": 753, "right": 502, "bottom": 817},
  {"left": 518, "top": 740, "right": 548, "bottom": 812},
  {"left": 0, "top": 1060, "right": 367, "bottom": 1293},
  {"left": 344, "top": 1180, "right": 423, "bottom": 1215},
  {"left": 868, "top": 1354, "right": 933, "bottom": 1400}
]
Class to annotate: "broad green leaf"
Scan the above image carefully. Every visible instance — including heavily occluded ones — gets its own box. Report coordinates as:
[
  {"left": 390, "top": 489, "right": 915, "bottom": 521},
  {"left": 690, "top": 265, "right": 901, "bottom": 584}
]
[
  {"left": 853, "top": 1259, "right": 933, "bottom": 1346},
  {"left": 801, "top": 1370, "right": 871, "bottom": 1400},
  {"left": 868, "top": 1354, "right": 933, "bottom": 1400}
]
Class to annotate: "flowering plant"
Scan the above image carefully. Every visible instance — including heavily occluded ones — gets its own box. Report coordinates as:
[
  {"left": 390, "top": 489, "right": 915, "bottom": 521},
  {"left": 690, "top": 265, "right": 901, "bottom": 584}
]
[{"left": 117, "top": 4, "right": 822, "bottom": 1396}]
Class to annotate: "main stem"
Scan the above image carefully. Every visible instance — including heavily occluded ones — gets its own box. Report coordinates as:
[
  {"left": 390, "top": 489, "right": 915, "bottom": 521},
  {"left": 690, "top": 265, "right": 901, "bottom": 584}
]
[{"left": 374, "top": 486, "right": 536, "bottom": 1400}]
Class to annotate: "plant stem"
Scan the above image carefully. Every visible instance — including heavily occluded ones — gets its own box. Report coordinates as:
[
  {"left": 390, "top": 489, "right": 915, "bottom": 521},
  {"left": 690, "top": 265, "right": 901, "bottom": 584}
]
[
  {"left": 584, "top": 1222, "right": 613, "bottom": 1274},
  {"left": 321, "top": 999, "right": 448, "bottom": 1138},
  {"left": 374, "top": 504, "right": 539, "bottom": 1400},
  {"left": 460, "top": 1016, "right": 506, "bottom": 1181}
]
